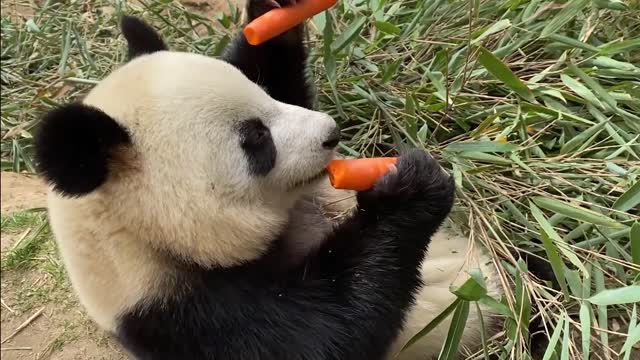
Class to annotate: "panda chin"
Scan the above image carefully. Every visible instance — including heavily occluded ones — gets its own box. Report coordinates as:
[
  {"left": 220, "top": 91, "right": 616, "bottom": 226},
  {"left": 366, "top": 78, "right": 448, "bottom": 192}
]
[{"left": 290, "top": 169, "right": 328, "bottom": 190}]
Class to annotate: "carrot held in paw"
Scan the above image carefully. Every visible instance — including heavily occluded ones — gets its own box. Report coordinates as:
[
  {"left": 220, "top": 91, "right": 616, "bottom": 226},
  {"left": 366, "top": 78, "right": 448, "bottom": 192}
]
[
  {"left": 244, "top": 0, "right": 338, "bottom": 46},
  {"left": 327, "top": 157, "right": 397, "bottom": 191}
]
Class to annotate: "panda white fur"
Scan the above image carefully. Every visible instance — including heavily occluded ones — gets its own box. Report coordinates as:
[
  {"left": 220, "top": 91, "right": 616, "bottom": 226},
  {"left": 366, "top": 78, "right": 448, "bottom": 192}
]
[{"left": 33, "top": 2, "right": 506, "bottom": 359}]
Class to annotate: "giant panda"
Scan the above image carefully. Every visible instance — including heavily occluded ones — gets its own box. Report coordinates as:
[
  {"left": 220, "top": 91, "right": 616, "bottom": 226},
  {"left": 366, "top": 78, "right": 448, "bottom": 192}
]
[{"left": 33, "top": 2, "right": 507, "bottom": 359}]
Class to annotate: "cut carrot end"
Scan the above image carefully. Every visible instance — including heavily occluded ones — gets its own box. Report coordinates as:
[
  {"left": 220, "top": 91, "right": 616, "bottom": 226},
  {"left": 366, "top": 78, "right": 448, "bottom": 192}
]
[{"left": 327, "top": 157, "right": 397, "bottom": 191}]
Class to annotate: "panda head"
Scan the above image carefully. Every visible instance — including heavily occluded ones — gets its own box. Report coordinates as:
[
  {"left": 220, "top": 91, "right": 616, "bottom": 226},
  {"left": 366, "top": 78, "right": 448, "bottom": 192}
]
[{"left": 34, "top": 16, "right": 340, "bottom": 267}]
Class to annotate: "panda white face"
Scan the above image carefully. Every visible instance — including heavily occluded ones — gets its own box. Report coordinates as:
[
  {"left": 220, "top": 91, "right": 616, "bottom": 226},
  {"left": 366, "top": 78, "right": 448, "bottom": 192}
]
[
  {"left": 85, "top": 51, "right": 339, "bottom": 204},
  {"left": 36, "top": 48, "right": 340, "bottom": 268}
]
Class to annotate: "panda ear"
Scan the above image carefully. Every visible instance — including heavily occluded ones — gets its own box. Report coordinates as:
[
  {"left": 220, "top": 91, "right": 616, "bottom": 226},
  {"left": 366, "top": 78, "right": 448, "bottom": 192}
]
[
  {"left": 120, "top": 15, "right": 168, "bottom": 60},
  {"left": 34, "top": 103, "right": 131, "bottom": 197}
]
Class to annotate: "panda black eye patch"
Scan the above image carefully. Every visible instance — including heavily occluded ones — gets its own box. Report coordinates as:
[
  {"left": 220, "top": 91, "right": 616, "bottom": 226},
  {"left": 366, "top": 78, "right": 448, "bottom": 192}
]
[{"left": 237, "top": 119, "right": 276, "bottom": 176}]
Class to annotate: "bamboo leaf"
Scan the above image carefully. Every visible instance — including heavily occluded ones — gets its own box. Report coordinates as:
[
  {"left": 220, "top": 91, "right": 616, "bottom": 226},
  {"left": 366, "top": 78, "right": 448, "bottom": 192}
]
[
  {"left": 446, "top": 141, "right": 517, "bottom": 153},
  {"left": 531, "top": 203, "right": 589, "bottom": 277},
  {"left": 539, "top": 230, "right": 571, "bottom": 300},
  {"left": 631, "top": 222, "right": 640, "bottom": 265},
  {"left": 560, "top": 74, "right": 604, "bottom": 109},
  {"left": 542, "top": 313, "right": 565, "bottom": 360},
  {"left": 621, "top": 305, "right": 639, "bottom": 360},
  {"left": 331, "top": 17, "right": 367, "bottom": 53},
  {"left": 477, "top": 47, "right": 536, "bottom": 103},
  {"left": 561, "top": 316, "right": 571, "bottom": 360},
  {"left": 400, "top": 299, "right": 461, "bottom": 352},
  {"left": 471, "top": 19, "right": 511, "bottom": 45},
  {"left": 451, "top": 268, "right": 488, "bottom": 301},
  {"left": 613, "top": 180, "right": 640, "bottom": 213},
  {"left": 547, "top": 33, "right": 599, "bottom": 53},
  {"left": 374, "top": 21, "right": 401, "bottom": 35},
  {"left": 456, "top": 151, "right": 512, "bottom": 165},
  {"left": 437, "top": 300, "right": 470, "bottom": 360},
  {"left": 568, "top": 63, "right": 618, "bottom": 111},
  {"left": 599, "top": 38, "right": 640, "bottom": 55},
  {"left": 559, "top": 121, "right": 608, "bottom": 154},
  {"left": 532, "top": 196, "right": 623, "bottom": 228},
  {"left": 589, "top": 285, "right": 640, "bottom": 305},
  {"left": 540, "top": 0, "right": 591, "bottom": 38},
  {"left": 580, "top": 302, "right": 592, "bottom": 359}
]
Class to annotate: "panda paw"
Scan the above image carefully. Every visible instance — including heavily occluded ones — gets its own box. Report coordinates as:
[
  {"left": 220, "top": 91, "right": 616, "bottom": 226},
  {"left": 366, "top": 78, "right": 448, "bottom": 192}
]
[
  {"left": 248, "top": 0, "right": 297, "bottom": 21},
  {"left": 357, "top": 149, "right": 455, "bottom": 219}
]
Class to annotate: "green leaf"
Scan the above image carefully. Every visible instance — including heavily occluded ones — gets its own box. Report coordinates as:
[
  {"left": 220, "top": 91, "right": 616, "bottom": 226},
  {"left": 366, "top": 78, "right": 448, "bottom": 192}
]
[
  {"left": 446, "top": 141, "right": 517, "bottom": 153},
  {"left": 547, "top": 33, "right": 599, "bottom": 53},
  {"left": 594, "top": 0, "right": 628, "bottom": 10},
  {"left": 417, "top": 124, "right": 430, "bottom": 144},
  {"left": 25, "top": 19, "right": 41, "bottom": 33},
  {"left": 401, "top": 299, "right": 461, "bottom": 352},
  {"left": 532, "top": 196, "right": 623, "bottom": 228},
  {"left": 559, "top": 121, "right": 608, "bottom": 154},
  {"left": 560, "top": 74, "right": 604, "bottom": 109},
  {"left": 539, "top": 230, "right": 571, "bottom": 300},
  {"left": 323, "top": 11, "right": 336, "bottom": 83},
  {"left": 312, "top": 11, "right": 326, "bottom": 30},
  {"left": 542, "top": 313, "right": 565, "bottom": 360},
  {"left": 568, "top": 63, "right": 618, "bottom": 111},
  {"left": 404, "top": 93, "right": 417, "bottom": 140},
  {"left": 540, "top": 0, "right": 590, "bottom": 38},
  {"left": 621, "top": 306, "right": 639, "bottom": 360},
  {"left": 593, "top": 264, "right": 610, "bottom": 354},
  {"left": 477, "top": 47, "right": 535, "bottom": 103},
  {"left": 591, "top": 56, "right": 639, "bottom": 71},
  {"left": 580, "top": 302, "right": 592, "bottom": 359},
  {"left": 613, "top": 180, "right": 640, "bottom": 213},
  {"left": 470, "top": 113, "right": 501, "bottom": 138},
  {"left": 331, "top": 17, "right": 367, "bottom": 54},
  {"left": 374, "top": 21, "right": 401, "bottom": 35},
  {"left": 381, "top": 58, "right": 402, "bottom": 83},
  {"left": 456, "top": 151, "right": 512, "bottom": 165},
  {"left": 437, "top": 300, "right": 470, "bottom": 360},
  {"left": 514, "top": 260, "right": 531, "bottom": 337},
  {"left": 589, "top": 285, "right": 640, "bottom": 306},
  {"left": 631, "top": 222, "right": 640, "bottom": 266},
  {"left": 451, "top": 269, "right": 488, "bottom": 301},
  {"left": 565, "top": 269, "right": 583, "bottom": 297},
  {"left": 531, "top": 203, "right": 589, "bottom": 277},
  {"left": 470, "top": 19, "right": 511, "bottom": 45},
  {"left": 561, "top": 315, "right": 571, "bottom": 360},
  {"left": 212, "top": 35, "right": 231, "bottom": 56},
  {"left": 598, "top": 38, "right": 640, "bottom": 55},
  {"left": 478, "top": 295, "right": 514, "bottom": 319}
]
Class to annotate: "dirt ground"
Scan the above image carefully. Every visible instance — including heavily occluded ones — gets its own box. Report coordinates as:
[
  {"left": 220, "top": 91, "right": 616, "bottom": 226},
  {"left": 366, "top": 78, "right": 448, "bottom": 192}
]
[{"left": 0, "top": 2, "right": 245, "bottom": 359}]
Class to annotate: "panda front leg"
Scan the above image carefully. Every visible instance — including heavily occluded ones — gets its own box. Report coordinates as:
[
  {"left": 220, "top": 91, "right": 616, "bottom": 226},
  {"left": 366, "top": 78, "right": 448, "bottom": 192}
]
[
  {"left": 222, "top": 0, "right": 312, "bottom": 109},
  {"left": 284, "top": 150, "right": 456, "bottom": 359}
]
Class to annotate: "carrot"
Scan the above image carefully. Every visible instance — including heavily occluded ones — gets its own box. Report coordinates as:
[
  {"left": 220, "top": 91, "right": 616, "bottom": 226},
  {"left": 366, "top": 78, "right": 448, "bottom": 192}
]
[
  {"left": 243, "top": 0, "right": 338, "bottom": 46},
  {"left": 326, "top": 157, "right": 397, "bottom": 191}
]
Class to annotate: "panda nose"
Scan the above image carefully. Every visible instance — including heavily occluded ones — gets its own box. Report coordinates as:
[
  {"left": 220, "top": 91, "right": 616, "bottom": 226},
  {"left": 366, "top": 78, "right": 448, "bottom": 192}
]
[{"left": 322, "top": 126, "right": 341, "bottom": 149}]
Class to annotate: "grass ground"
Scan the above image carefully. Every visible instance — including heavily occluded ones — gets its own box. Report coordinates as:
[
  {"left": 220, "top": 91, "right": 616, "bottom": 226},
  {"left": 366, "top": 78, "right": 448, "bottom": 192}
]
[{"left": 1, "top": 0, "right": 639, "bottom": 359}]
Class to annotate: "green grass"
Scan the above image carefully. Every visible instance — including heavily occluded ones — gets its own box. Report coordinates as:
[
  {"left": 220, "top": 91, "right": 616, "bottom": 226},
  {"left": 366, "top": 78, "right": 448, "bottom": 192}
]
[
  {"left": 1, "top": 210, "right": 72, "bottom": 313},
  {"left": 1, "top": 210, "right": 51, "bottom": 270},
  {"left": 2, "top": 0, "right": 639, "bottom": 359}
]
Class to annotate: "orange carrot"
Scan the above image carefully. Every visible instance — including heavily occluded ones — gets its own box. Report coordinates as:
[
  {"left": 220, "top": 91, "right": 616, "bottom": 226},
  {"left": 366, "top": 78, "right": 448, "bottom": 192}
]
[
  {"left": 327, "top": 157, "right": 397, "bottom": 191},
  {"left": 243, "top": 0, "right": 338, "bottom": 46}
]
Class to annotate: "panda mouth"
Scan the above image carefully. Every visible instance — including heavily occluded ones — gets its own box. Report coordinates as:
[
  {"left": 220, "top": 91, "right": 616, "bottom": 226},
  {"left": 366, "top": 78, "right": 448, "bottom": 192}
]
[{"left": 291, "top": 169, "right": 328, "bottom": 189}]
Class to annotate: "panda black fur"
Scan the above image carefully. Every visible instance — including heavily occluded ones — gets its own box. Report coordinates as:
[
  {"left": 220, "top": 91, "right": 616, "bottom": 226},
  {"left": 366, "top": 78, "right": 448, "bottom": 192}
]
[{"left": 34, "top": 2, "right": 508, "bottom": 359}]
